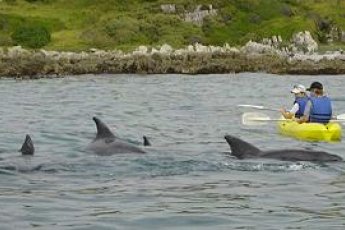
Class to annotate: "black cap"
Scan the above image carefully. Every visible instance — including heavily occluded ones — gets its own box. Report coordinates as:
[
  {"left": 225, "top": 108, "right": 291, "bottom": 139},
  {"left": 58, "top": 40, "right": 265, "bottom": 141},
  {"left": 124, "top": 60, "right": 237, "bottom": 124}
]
[{"left": 307, "top": 81, "right": 323, "bottom": 91}]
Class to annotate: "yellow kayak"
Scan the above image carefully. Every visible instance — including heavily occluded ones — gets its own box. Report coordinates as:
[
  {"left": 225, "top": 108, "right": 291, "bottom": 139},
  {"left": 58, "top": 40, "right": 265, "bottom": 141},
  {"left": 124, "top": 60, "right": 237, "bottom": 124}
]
[{"left": 277, "top": 118, "right": 342, "bottom": 142}]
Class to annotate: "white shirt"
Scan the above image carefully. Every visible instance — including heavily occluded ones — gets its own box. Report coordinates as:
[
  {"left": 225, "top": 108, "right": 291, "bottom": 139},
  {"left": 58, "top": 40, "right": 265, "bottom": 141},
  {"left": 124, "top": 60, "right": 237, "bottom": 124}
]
[{"left": 289, "top": 103, "right": 299, "bottom": 114}]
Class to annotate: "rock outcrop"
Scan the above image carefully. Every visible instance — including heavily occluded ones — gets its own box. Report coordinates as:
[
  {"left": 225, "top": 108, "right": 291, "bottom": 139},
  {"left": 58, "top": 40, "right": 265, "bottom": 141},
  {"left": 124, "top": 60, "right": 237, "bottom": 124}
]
[
  {"left": 184, "top": 5, "right": 218, "bottom": 25},
  {"left": 161, "top": 4, "right": 176, "bottom": 14},
  {"left": 1, "top": 31, "right": 345, "bottom": 78},
  {"left": 291, "top": 31, "right": 318, "bottom": 54}
]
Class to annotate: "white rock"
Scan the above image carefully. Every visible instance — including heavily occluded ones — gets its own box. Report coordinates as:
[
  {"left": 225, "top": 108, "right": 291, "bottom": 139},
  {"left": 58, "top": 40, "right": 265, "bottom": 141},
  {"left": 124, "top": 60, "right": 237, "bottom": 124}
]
[
  {"left": 278, "top": 35, "right": 283, "bottom": 43},
  {"left": 223, "top": 43, "right": 231, "bottom": 51},
  {"left": 209, "top": 45, "right": 221, "bottom": 53},
  {"left": 229, "top": 47, "right": 240, "bottom": 53},
  {"left": 160, "top": 44, "right": 173, "bottom": 54},
  {"left": 7, "top": 46, "right": 30, "bottom": 58},
  {"left": 291, "top": 31, "right": 318, "bottom": 53},
  {"left": 161, "top": 4, "right": 176, "bottom": 14},
  {"left": 132, "top": 45, "right": 148, "bottom": 55},
  {"left": 173, "top": 49, "right": 183, "bottom": 55},
  {"left": 241, "top": 41, "right": 277, "bottom": 54},
  {"left": 150, "top": 48, "right": 160, "bottom": 54},
  {"left": 187, "top": 45, "right": 195, "bottom": 52},
  {"left": 194, "top": 43, "right": 209, "bottom": 53}
]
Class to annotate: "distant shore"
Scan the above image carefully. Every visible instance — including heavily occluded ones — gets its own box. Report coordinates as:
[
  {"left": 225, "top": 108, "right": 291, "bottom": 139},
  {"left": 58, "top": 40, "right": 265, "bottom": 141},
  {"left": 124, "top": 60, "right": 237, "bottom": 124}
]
[{"left": 1, "top": 42, "right": 345, "bottom": 79}]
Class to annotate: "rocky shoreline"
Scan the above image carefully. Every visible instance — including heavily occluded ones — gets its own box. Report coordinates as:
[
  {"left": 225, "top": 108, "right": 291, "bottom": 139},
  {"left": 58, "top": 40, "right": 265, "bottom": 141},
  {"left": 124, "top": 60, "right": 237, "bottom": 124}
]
[{"left": 1, "top": 31, "right": 345, "bottom": 78}]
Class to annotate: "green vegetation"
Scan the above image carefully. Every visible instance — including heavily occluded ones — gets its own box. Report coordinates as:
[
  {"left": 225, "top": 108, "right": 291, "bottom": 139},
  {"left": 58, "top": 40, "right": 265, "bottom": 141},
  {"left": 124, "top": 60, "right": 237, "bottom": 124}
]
[
  {"left": 11, "top": 24, "right": 51, "bottom": 48},
  {"left": 0, "top": 0, "right": 345, "bottom": 51}
]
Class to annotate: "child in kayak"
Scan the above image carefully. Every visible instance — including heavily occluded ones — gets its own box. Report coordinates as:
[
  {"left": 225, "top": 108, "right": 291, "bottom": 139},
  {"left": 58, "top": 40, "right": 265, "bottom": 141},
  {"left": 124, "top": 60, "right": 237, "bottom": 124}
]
[{"left": 280, "top": 84, "right": 308, "bottom": 119}]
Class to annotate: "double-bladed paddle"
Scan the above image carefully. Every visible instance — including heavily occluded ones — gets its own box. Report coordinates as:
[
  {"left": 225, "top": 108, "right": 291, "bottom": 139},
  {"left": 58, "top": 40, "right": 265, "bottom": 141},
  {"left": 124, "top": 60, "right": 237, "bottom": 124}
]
[{"left": 242, "top": 112, "right": 345, "bottom": 126}]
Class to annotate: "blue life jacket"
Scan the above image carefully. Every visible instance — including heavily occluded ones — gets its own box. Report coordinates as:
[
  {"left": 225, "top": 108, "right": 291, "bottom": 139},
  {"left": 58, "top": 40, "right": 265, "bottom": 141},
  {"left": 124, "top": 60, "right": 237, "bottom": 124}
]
[
  {"left": 309, "top": 96, "right": 332, "bottom": 124},
  {"left": 293, "top": 97, "right": 308, "bottom": 118}
]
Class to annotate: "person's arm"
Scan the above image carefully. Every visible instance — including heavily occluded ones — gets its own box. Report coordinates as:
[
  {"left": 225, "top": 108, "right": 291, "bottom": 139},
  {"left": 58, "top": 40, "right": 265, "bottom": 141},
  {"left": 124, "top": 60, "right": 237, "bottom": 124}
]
[
  {"left": 281, "top": 103, "right": 299, "bottom": 119},
  {"left": 297, "top": 116, "right": 309, "bottom": 124},
  {"left": 297, "top": 101, "right": 311, "bottom": 123}
]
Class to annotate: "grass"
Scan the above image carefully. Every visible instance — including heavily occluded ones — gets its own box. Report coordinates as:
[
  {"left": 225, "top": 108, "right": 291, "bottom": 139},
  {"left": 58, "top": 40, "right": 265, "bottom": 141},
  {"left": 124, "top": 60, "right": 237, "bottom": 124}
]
[
  {"left": 318, "top": 43, "right": 345, "bottom": 53},
  {"left": 0, "top": 0, "right": 345, "bottom": 51}
]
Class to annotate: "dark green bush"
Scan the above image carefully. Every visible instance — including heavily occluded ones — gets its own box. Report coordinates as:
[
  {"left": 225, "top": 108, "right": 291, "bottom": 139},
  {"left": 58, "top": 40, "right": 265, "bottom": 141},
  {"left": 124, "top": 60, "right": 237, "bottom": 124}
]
[
  {"left": 281, "top": 5, "right": 294, "bottom": 17},
  {"left": 249, "top": 14, "right": 262, "bottom": 24},
  {"left": 314, "top": 17, "right": 334, "bottom": 43},
  {"left": 11, "top": 25, "right": 51, "bottom": 48}
]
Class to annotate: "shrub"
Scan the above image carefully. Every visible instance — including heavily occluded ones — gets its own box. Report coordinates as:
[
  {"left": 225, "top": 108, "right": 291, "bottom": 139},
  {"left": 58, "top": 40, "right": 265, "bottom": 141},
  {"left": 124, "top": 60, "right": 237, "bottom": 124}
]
[
  {"left": 11, "top": 25, "right": 51, "bottom": 48},
  {"left": 103, "top": 17, "right": 146, "bottom": 45},
  {"left": 314, "top": 17, "right": 334, "bottom": 43},
  {"left": 281, "top": 5, "right": 294, "bottom": 17},
  {"left": 249, "top": 14, "right": 262, "bottom": 24}
]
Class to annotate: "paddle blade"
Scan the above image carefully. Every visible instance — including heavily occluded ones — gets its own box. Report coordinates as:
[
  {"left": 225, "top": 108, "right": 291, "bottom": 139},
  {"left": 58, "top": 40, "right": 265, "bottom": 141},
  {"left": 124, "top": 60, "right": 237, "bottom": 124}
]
[
  {"left": 336, "top": 113, "right": 345, "bottom": 120},
  {"left": 242, "top": 112, "right": 272, "bottom": 126},
  {"left": 238, "top": 104, "right": 265, "bottom": 109}
]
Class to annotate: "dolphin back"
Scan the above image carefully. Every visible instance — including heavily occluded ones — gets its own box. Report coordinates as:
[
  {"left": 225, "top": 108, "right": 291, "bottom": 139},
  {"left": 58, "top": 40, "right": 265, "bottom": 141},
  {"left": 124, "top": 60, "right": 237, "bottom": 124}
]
[
  {"left": 262, "top": 149, "right": 343, "bottom": 162},
  {"left": 87, "top": 138, "right": 145, "bottom": 155},
  {"left": 224, "top": 135, "right": 343, "bottom": 162},
  {"left": 20, "top": 135, "right": 35, "bottom": 156},
  {"left": 224, "top": 135, "right": 261, "bottom": 159},
  {"left": 87, "top": 117, "right": 146, "bottom": 155}
]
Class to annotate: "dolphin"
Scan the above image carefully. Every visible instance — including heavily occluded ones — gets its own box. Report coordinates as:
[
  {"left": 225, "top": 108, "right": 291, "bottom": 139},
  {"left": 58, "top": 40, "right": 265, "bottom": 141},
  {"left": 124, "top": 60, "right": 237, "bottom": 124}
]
[
  {"left": 143, "top": 135, "right": 151, "bottom": 146},
  {"left": 19, "top": 134, "right": 35, "bottom": 156},
  {"left": 224, "top": 135, "right": 343, "bottom": 162},
  {"left": 86, "top": 117, "right": 147, "bottom": 155},
  {"left": 0, "top": 135, "right": 43, "bottom": 172}
]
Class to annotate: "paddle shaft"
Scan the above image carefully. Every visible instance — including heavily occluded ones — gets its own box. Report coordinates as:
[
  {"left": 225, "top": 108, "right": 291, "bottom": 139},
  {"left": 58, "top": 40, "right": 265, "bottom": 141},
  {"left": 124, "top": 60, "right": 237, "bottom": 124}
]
[
  {"left": 242, "top": 112, "right": 345, "bottom": 126},
  {"left": 237, "top": 104, "right": 280, "bottom": 112},
  {"left": 239, "top": 104, "right": 345, "bottom": 119}
]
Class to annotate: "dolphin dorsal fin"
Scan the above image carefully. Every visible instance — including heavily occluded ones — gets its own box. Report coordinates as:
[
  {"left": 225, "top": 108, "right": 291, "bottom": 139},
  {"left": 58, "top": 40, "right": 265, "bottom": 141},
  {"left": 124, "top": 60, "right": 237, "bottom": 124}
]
[
  {"left": 224, "top": 135, "right": 261, "bottom": 159},
  {"left": 20, "top": 134, "right": 35, "bottom": 156},
  {"left": 93, "top": 117, "right": 115, "bottom": 139},
  {"left": 143, "top": 136, "right": 151, "bottom": 146}
]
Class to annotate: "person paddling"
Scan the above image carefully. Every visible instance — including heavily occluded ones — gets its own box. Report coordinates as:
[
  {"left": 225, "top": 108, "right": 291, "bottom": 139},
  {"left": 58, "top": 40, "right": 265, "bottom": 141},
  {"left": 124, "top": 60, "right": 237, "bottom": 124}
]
[
  {"left": 297, "top": 81, "right": 332, "bottom": 124},
  {"left": 280, "top": 84, "right": 308, "bottom": 119}
]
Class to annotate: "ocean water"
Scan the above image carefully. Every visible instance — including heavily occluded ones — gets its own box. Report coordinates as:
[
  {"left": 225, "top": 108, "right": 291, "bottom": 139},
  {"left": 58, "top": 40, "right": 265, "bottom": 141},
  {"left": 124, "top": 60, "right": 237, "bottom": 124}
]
[{"left": 0, "top": 73, "right": 344, "bottom": 229}]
